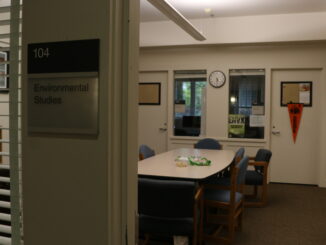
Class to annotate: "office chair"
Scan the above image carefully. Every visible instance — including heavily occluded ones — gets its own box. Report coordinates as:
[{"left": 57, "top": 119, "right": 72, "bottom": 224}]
[
  {"left": 244, "top": 149, "right": 272, "bottom": 207},
  {"left": 202, "top": 156, "right": 249, "bottom": 244},
  {"left": 194, "top": 138, "right": 222, "bottom": 150},
  {"left": 138, "top": 178, "right": 203, "bottom": 245},
  {"left": 139, "top": 144, "right": 155, "bottom": 160},
  {"left": 202, "top": 147, "right": 245, "bottom": 186}
]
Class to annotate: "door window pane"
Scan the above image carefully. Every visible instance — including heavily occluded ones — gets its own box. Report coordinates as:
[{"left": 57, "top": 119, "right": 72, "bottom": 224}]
[
  {"left": 174, "top": 70, "right": 206, "bottom": 136},
  {"left": 229, "top": 69, "right": 265, "bottom": 139}
]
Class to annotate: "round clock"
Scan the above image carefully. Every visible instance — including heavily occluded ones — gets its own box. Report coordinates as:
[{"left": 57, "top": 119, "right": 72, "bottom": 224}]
[{"left": 209, "top": 70, "right": 226, "bottom": 88}]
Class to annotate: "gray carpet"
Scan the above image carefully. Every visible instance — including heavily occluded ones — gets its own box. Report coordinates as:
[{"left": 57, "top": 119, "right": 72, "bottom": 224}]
[
  {"left": 233, "top": 183, "right": 326, "bottom": 245},
  {"left": 141, "top": 183, "right": 326, "bottom": 245}
]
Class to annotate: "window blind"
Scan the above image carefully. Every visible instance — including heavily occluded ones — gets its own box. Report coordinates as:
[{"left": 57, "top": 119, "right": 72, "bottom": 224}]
[{"left": 0, "top": 0, "right": 23, "bottom": 244}]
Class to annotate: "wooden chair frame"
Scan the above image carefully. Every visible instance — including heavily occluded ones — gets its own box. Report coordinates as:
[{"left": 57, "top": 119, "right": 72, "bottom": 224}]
[
  {"left": 201, "top": 165, "right": 244, "bottom": 244},
  {"left": 245, "top": 157, "right": 270, "bottom": 207},
  {"left": 139, "top": 153, "right": 145, "bottom": 161}
]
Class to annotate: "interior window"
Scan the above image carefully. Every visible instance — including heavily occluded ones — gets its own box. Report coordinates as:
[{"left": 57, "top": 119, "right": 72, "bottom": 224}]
[
  {"left": 174, "top": 70, "right": 206, "bottom": 136},
  {"left": 228, "top": 69, "right": 265, "bottom": 139}
]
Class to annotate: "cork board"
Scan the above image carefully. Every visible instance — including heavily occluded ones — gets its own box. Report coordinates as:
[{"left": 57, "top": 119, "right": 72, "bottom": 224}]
[
  {"left": 281, "top": 81, "right": 312, "bottom": 107},
  {"left": 139, "top": 83, "right": 161, "bottom": 105}
]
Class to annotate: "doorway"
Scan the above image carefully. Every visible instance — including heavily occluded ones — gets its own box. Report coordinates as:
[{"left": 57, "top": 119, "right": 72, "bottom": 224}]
[
  {"left": 138, "top": 71, "right": 168, "bottom": 154},
  {"left": 270, "top": 69, "right": 322, "bottom": 185}
]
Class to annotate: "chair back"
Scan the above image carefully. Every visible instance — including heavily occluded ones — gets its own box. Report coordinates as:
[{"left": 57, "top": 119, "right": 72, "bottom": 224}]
[
  {"left": 236, "top": 156, "right": 249, "bottom": 185},
  {"left": 221, "top": 147, "right": 244, "bottom": 178},
  {"left": 194, "top": 138, "right": 222, "bottom": 150},
  {"left": 254, "top": 149, "right": 272, "bottom": 173},
  {"left": 138, "top": 178, "right": 195, "bottom": 218},
  {"left": 234, "top": 147, "right": 245, "bottom": 164},
  {"left": 139, "top": 144, "right": 155, "bottom": 160}
]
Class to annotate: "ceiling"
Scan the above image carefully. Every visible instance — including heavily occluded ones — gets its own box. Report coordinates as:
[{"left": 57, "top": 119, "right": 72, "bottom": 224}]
[{"left": 140, "top": 0, "right": 326, "bottom": 22}]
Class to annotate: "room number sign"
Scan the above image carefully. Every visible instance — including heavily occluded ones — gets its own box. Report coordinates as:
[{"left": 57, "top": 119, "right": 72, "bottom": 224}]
[{"left": 27, "top": 39, "right": 100, "bottom": 136}]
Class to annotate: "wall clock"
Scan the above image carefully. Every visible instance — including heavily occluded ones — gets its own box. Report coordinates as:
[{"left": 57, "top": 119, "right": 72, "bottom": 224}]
[{"left": 209, "top": 70, "right": 226, "bottom": 88}]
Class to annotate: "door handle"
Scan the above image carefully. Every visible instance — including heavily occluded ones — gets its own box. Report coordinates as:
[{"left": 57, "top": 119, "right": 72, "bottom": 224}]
[
  {"left": 159, "top": 128, "right": 167, "bottom": 131},
  {"left": 272, "top": 130, "right": 280, "bottom": 135}
]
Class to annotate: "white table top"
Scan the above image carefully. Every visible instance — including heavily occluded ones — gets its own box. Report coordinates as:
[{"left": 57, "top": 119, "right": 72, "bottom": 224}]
[{"left": 138, "top": 148, "right": 235, "bottom": 180}]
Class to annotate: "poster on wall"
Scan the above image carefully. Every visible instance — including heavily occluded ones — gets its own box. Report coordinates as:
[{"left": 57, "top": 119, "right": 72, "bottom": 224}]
[
  {"left": 249, "top": 115, "right": 265, "bottom": 127},
  {"left": 287, "top": 103, "right": 303, "bottom": 143},
  {"left": 228, "top": 114, "right": 245, "bottom": 137}
]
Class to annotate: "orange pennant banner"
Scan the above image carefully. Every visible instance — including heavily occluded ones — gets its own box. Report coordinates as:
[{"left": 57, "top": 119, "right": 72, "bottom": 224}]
[{"left": 287, "top": 103, "right": 303, "bottom": 143}]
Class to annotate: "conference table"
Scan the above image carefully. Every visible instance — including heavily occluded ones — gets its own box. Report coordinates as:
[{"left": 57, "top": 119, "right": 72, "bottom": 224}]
[{"left": 138, "top": 148, "right": 235, "bottom": 180}]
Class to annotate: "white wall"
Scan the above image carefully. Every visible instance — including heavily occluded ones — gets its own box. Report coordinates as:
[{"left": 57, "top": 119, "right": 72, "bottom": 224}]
[
  {"left": 140, "top": 12, "right": 326, "bottom": 47},
  {"left": 139, "top": 41, "right": 326, "bottom": 186}
]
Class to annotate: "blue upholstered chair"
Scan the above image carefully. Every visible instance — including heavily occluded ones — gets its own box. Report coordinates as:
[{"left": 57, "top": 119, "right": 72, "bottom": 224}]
[
  {"left": 138, "top": 178, "right": 203, "bottom": 245},
  {"left": 202, "top": 147, "right": 245, "bottom": 186},
  {"left": 139, "top": 144, "right": 155, "bottom": 160},
  {"left": 194, "top": 138, "right": 222, "bottom": 150},
  {"left": 202, "top": 156, "right": 249, "bottom": 244},
  {"left": 245, "top": 149, "right": 272, "bottom": 207}
]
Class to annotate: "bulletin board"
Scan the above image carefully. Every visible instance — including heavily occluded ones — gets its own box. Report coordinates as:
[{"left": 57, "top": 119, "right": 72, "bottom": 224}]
[
  {"left": 280, "top": 81, "right": 312, "bottom": 107},
  {"left": 139, "top": 83, "right": 161, "bottom": 105}
]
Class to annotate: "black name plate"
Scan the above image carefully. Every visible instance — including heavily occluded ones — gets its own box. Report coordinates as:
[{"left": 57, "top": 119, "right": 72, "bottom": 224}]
[{"left": 28, "top": 39, "right": 99, "bottom": 74}]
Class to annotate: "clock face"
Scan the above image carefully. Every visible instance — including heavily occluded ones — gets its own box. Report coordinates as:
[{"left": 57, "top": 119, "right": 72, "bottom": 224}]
[{"left": 209, "top": 71, "right": 226, "bottom": 88}]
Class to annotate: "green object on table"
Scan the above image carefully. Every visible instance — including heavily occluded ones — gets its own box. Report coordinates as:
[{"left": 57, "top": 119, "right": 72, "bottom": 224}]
[{"left": 188, "top": 156, "right": 211, "bottom": 166}]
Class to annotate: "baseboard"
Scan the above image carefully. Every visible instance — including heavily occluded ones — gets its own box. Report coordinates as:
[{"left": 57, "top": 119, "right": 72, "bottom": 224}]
[{"left": 269, "top": 182, "right": 318, "bottom": 187}]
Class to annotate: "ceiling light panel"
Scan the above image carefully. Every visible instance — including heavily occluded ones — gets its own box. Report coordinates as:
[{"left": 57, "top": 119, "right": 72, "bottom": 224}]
[{"left": 147, "top": 0, "right": 206, "bottom": 41}]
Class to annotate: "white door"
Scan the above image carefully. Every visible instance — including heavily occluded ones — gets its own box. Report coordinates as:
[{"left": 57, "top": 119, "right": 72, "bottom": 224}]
[
  {"left": 138, "top": 71, "right": 168, "bottom": 154},
  {"left": 271, "top": 69, "right": 321, "bottom": 184}
]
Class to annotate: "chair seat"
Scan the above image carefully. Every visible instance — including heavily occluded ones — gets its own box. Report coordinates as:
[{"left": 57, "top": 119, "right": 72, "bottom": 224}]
[
  {"left": 245, "top": 170, "right": 263, "bottom": 185},
  {"left": 204, "top": 189, "right": 243, "bottom": 203},
  {"left": 139, "top": 214, "right": 193, "bottom": 236}
]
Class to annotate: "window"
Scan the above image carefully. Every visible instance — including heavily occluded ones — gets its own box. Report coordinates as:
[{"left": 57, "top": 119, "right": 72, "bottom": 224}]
[
  {"left": 228, "top": 69, "right": 265, "bottom": 139},
  {"left": 174, "top": 70, "right": 206, "bottom": 136}
]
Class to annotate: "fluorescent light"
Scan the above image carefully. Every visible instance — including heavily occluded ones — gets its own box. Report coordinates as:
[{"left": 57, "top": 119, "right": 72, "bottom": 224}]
[
  {"left": 230, "top": 96, "right": 237, "bottom": 104},
  {"left": 147, "top": 0, "right": 206, "bottom": 41}
]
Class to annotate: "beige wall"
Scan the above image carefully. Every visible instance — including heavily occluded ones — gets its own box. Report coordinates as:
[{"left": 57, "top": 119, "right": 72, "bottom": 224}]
[{"left": 139, "top": 41, "right": 326, "bottom": 186}]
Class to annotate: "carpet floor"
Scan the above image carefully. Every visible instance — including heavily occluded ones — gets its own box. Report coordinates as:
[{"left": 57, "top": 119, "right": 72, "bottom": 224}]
[
  {"left": 233, "top": 183, "right": 326, "bottom": 245},
  {"left": 140, "top": 183, "right": 326, "bottom": 245}
]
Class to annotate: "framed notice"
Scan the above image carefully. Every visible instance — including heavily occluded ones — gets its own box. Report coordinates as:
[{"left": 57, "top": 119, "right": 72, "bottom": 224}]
[
  {"left": 139, "top": 83, "right": 161, "bottom": 105},
  {"left": 281, "top": 81, "right": 312, "bottom": 107}
]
